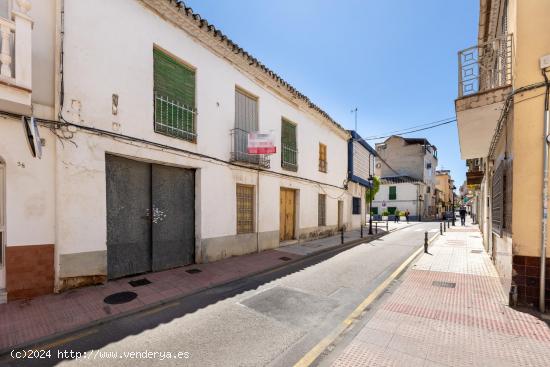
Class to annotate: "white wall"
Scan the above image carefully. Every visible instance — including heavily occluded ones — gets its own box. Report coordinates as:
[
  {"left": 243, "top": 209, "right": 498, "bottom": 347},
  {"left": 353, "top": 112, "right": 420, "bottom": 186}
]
[
  {"left": 45, "top": 0, "right": 352, "bottom": 280},
  {"left": 372, "top": 183, "right": 422, "bottom": 216},
  {"left": 0, "top": 119, "right": 56, "bottom": 290}
]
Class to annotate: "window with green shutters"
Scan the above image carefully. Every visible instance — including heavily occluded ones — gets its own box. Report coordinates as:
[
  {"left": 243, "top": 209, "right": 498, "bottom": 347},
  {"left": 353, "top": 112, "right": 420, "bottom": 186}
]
[
  {"left": 389, "top": 186, "right": 397, "bottom": 200},
  {"left": 153, "top": 48, "right": 196, "bottom": 142},
  {"left": 281, "top": 119, "right": 297, "bottom": 171}
]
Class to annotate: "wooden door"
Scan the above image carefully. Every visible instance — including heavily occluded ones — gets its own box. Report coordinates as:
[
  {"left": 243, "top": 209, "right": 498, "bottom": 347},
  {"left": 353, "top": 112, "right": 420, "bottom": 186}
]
[{"left": 279, "top": 188, "right": 295, "bottom": 241}]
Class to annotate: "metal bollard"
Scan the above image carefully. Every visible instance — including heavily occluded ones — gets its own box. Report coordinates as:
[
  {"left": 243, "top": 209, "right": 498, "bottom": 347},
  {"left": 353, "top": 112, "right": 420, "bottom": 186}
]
[
  {"left": 440, "top": 222, "right": 443, "bottom": 235},
  {"left": 375, "top": 222, "right": 378, "bottom": 234},
  {"left": 386, "top": 219, "right": 389, "bottom": 232},
  {"left": 360, "top": 224, "right": 363, "bottom": 238},
  {"left": 341, "top": 226, "right": 344, "bottom": 244},
  {"left": 424, "top": 231, "right": 429, "bottom": 253}
]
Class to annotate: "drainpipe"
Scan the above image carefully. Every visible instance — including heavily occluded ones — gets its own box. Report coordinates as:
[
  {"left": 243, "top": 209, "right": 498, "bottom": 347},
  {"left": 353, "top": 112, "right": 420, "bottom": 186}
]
[
  {"left": 257, "top": 169, "right": 260, "bottom": 253},
  {"left": 540, "top": 68, "right": 550, "bottom": 313}
]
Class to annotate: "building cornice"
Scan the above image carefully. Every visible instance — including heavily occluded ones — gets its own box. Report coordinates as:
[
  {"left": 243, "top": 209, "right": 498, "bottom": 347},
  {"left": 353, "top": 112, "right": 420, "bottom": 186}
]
[{"left": 139, "top": 0, "right": 350, "bottom": 139}]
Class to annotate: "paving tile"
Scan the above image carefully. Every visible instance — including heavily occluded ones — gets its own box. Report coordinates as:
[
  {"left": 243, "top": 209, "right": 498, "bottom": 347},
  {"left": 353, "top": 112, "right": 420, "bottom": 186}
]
[{"left": 330, "top": 223, "right": 550, "bottom": 367}]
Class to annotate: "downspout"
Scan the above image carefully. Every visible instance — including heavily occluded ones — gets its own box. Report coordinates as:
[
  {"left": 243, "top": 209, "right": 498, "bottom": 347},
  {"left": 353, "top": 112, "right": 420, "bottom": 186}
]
[
  {"left": 539, "top": 69, "right": 550, "bottom": 313},
  {"left": 257, "top": 169, "right": 260, "bottom": 253}
]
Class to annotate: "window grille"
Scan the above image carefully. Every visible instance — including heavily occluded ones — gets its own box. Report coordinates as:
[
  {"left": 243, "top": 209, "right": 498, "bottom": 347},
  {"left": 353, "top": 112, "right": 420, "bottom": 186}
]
[
  {"left": 153, "top": 49, "right": 196, "bottom": 141},
  {"left": 352, "top": 197, "right": 361, "bottom": 215},
  {"left": 492, "top": 162, "right": 504, "bottom": 235},
  {"left": 281, "top": 119, "right": 298, "bottom": 171},
  {"left": 236, "top": 184, "right": 254, "bottom": 234},
  {"left": 318, "top": 194, "right": 326, "bottom": 226}
]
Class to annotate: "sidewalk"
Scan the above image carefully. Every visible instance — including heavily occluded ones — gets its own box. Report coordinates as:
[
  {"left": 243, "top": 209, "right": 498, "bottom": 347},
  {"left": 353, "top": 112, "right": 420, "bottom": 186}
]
[
  {"left": 330, "top": 222, "right": 550, "bottom": 367},
  {"left": 0, "top": 224, "right": 404, "bottom": 353}
]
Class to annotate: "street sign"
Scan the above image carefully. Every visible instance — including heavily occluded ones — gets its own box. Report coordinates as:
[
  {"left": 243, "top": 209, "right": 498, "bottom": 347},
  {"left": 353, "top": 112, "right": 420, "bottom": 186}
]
[{"left": 247, "top": 132, "right": 276, "bottom": 154}]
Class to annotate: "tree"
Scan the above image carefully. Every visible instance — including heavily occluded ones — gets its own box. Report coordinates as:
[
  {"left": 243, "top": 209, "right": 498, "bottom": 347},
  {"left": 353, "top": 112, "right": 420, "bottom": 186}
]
[{"left": 365, "top": 176, "right": 380, "bottom": 203}]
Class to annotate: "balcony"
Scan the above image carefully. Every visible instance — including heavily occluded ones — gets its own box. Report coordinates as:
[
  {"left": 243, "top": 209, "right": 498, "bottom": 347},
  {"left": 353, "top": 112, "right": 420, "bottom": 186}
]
[
  {"left": 230, "top": 128, "right": 270, "bottom": 168},
  {"left": 281, "top": 144, "right": 298, "bottom": 172},
  {"left": 455, "top": 34, "right": 512, "bottom": 159},
  {"left": 0, "top": 2, "right": 32, "bottom": 115}
]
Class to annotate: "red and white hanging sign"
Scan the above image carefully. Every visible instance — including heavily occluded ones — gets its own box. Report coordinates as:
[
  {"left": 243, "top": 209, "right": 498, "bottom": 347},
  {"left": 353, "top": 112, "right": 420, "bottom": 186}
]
[{"left": 247, "top": 132, "right": 276, "bottom": 154}]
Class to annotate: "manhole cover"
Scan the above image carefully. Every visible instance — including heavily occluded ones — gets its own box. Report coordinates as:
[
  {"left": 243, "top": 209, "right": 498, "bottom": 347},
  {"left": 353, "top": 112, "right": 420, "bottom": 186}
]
[
  {"left": 186, "top": 268, "right": 202, "bottom": 274},
  {"left": 279, "top": 256, "right": 292, "bottom": 261},
  {"left": 129, "top": 278, "right": 151, "bottom": 287},
  {"left": 103, "top": 291, "right": 138, "bottom": 305},
  {"left": 432, "top": 281, "right": 456, "bottom": 288},
  {"left": 470, "top": 249, "right": 483, "bottom": 254}
]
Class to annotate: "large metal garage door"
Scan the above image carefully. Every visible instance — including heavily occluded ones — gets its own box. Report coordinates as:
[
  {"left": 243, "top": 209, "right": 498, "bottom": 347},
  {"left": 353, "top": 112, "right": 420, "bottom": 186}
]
[
  {"left": 106, "top": 155, "right": 152, "bottom": 279},
  {"left": 106, "top": 155, "right": 195, "bottom": 279},
  {"left": 152, "top": 164, "right": 195, "bottom": 271}
]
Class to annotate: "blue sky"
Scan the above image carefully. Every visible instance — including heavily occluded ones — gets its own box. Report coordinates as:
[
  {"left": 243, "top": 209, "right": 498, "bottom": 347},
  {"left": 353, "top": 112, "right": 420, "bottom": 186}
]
[{"left": 186, "top": 0, "right": 479, "bottom": 186}]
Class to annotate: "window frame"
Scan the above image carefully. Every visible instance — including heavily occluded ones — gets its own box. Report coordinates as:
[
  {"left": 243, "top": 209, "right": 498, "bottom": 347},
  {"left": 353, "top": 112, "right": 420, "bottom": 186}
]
[
  {"left": 153, "top": 46, "right": 197, "bottom": 143},
  {"left": 389, "top": 186, "right": 397, "bottom": 200},
  {"left": 236, "top": 184, "right": 255, "bottom": 234},
  {"left": 318, "top": 193, "right": 326, "bottom": 226},
  {"left": 319, "top": 143, "right": 327, "bottom": 173},
  {"left": 352, "top": 197, "right": 361, "bottom": 215},
  {"left": 281, "top": 118, "right": 298, "bottom": 171}
]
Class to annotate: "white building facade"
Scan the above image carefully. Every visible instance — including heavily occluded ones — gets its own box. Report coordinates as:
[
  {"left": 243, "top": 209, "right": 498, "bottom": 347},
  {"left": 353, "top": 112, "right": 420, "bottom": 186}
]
[{"left": 0, "top": 0, "right": 356, "bottom": 302}]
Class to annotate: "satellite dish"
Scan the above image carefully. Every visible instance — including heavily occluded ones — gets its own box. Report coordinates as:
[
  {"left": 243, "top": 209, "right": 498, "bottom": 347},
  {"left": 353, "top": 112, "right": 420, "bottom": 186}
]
[{"left": 22, "top": 116, "right": 42, "bottom": 159}]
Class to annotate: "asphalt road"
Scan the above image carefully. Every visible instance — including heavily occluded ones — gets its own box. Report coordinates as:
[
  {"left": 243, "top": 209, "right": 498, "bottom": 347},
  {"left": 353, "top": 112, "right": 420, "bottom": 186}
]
[{"left": 7, "top": 222, "right": 439, "bottom": 367}]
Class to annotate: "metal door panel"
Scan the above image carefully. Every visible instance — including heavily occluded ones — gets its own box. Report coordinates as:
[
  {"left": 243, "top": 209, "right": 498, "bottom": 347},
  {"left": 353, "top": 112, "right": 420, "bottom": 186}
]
[
  {"left": 106, "top": 155, "right": 152, "bottom": 279},
  {"left": 151, "top": 164, "right": 195, "bottom": 271}
]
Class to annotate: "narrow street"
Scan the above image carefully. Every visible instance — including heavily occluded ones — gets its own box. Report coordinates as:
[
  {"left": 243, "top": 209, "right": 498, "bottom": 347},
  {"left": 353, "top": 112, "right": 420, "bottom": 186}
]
[{"left": 15, "top": 222, "right": 439, "bottom": 367}]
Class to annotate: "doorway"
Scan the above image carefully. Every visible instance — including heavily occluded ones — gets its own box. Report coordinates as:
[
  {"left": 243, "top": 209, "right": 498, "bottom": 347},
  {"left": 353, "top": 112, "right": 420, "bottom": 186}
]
[
  {"left": 105, "top": 155, "right": 195, "bottom": 279},
  {"left": 279, "top": 188, "right": 296, "bottom": 241}
]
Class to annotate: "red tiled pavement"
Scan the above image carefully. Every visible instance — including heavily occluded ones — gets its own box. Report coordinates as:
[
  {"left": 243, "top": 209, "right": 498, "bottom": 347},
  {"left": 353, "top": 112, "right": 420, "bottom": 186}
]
[
  {"left": 330, "top": 223, "right": 550, "bottom": 367},
  {"left": 0, "top": 248, "right": 302, "bottom": 351}
]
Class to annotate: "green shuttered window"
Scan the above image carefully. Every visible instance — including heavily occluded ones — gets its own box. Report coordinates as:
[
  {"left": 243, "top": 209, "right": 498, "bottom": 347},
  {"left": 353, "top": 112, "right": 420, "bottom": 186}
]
[
  {"left": 153, "top": 48, "right": 196, "bottom": 141},
  {"left": 389, "top": 186, "right": 397, "bottom": 200},
  {"left": 281, "top": 119, "right": 298, "bottom": 171}
]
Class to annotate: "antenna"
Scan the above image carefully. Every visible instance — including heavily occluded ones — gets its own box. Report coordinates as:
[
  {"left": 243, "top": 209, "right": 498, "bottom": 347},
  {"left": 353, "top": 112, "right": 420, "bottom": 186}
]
[{"left": 351, "top": 107, "right": 358, "bottom": 132}]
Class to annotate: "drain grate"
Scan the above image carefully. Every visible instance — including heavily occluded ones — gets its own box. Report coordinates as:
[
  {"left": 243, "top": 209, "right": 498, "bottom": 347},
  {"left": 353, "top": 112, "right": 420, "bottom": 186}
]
[
  {"left": 128, "top": 278, "right": 151, "bottom": 287},
  {"left": 432, "top": 281, "right": 456, "bottom": 288},
  {"left": 279, "top": 256, "right": 292, "bottom": 261},
  {"left": 186, "top": 268, "right": 202, "bottom": 274},
  {"left": 103, "top": 291, "right": 138, "bottom": 305},
  {"left": 470, "top": 249, "right": 483, "bottom": 254}
]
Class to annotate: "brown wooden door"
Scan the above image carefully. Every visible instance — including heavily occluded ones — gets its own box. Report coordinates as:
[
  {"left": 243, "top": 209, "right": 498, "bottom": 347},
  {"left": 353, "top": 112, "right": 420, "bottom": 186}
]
[{"left": 279, "top": 188, "right": 295, "bottom": 241}]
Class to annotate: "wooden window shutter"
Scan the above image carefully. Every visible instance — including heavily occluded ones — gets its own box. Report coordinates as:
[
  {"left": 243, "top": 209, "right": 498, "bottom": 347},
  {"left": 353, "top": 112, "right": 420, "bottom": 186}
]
[
  {"left": 154, "top": 49, "right": 195, "bottom": 108},
  {"left": 389, "top": 186, "right": 397, "bottom": 200},
  {"left": 319, "top": 143, "right": 327, "bottom": 172}
]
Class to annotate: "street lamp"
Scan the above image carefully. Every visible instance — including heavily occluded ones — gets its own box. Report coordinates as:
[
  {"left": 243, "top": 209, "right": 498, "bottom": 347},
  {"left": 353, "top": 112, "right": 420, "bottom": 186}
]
[
  {"left": 452, "top": 185, "right": 457, "bottom": 226},
  {"left": 368, "top": 175, "right": 373, "bottom": 235}
]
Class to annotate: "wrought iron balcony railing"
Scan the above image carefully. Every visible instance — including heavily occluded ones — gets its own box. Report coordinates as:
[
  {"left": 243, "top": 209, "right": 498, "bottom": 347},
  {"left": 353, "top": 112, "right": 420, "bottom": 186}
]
[
  {"left": 154, "top": 93, "right": 196, "bottom": 142},
  {"left": 281, "top": 144, "right": 298, "bottom": 171},
  {"left": 230, "top": 128, "right": 270, "bottom": 168},
  {"left": 458, "top": 34, "right": 512, "bottom": 97}
]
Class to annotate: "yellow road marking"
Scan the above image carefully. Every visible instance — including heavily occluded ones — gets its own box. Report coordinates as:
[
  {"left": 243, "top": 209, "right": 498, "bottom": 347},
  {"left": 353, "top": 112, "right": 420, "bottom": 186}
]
[
  {"left": 293, "top": 233, "right": 439, "bottom": 367},
  {"left": 134, "top": 301, "right": 180, "bottom": 318},
  {"left": 32, "top": 328, "right": 98, "bottom": 351}
]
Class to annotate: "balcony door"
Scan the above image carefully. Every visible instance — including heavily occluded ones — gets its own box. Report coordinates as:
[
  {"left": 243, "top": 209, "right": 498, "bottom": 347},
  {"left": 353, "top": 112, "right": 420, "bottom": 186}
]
[{"left": 234, "top": 89, "right": 258, "bottom": 164}]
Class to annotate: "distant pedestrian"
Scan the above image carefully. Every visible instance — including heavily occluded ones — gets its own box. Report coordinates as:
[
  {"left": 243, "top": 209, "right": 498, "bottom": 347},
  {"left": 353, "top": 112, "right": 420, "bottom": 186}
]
[
  {"left": 459, "top": 207, "right": 467, "bottom": 226},
  {"left": 394, "top": 210, "right": 400, "bottom": 223},
  {"left": 405, "top": 209, "right": 410, "bottom": 223}
]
